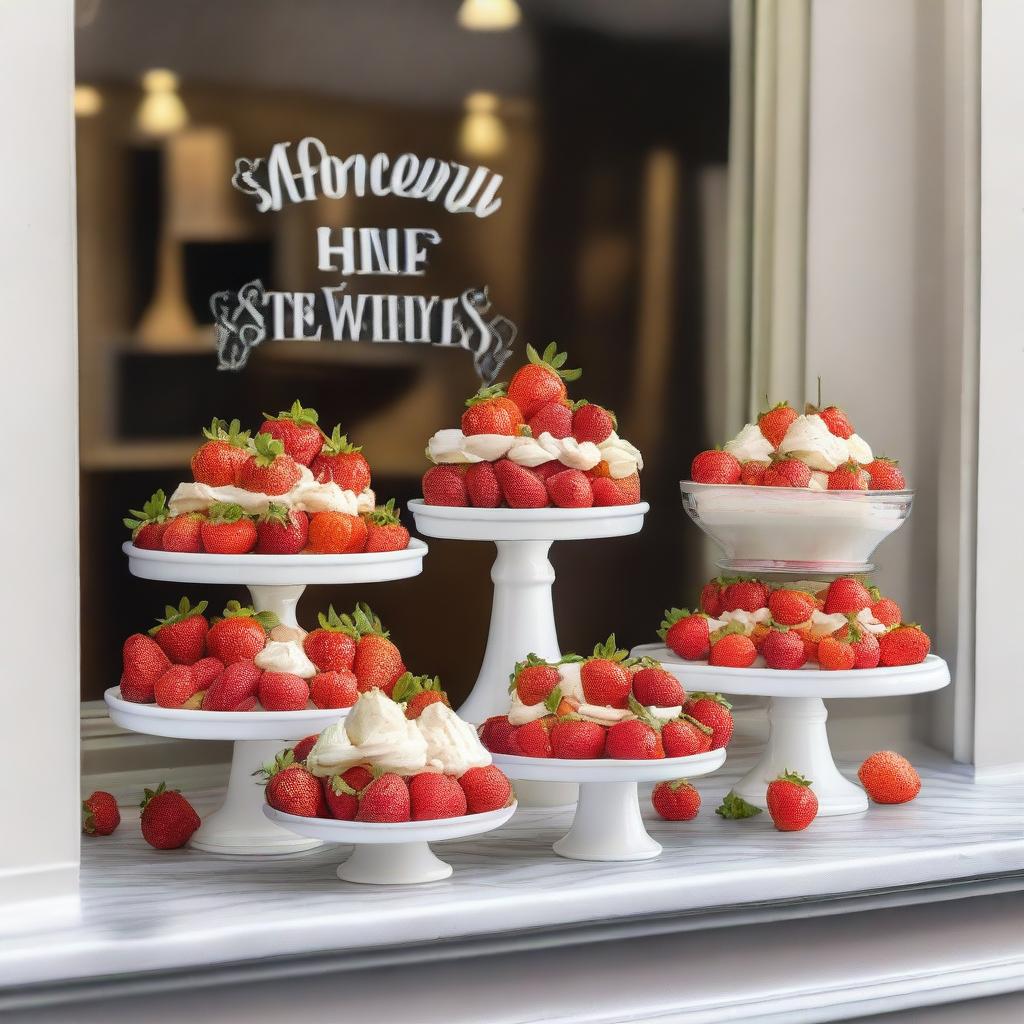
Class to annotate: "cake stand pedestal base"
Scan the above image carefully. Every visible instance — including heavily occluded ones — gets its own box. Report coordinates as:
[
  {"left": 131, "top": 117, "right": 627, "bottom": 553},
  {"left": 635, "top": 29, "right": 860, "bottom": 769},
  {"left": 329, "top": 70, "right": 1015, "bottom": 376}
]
[
  {"left": 246, "top": 584, "right": 305, "bottom": 630},
  {"left": 554, "top": 782, "right": 662, "bottom": 862},
  {"left": 336, "top": 842, "right": 453, "bottom": 885}
]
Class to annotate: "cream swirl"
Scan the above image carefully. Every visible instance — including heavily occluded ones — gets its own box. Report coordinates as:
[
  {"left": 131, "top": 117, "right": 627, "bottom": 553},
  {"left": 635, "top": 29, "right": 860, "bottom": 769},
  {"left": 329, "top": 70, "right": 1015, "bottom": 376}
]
[
  {"left": 724, "top": 423, "right": 774, "bottom": 463},
  {"left": 598, "top": 432, "right": 644, "bottom": 479},
  {"left": 777, "top": 414, "right": 851, "bottom": 471},
  {"left": 418, "top": 702, "right": 492, "bottom": 775},
  {"left": 254, "top": 640, "right": 317, "bottom": 679}
]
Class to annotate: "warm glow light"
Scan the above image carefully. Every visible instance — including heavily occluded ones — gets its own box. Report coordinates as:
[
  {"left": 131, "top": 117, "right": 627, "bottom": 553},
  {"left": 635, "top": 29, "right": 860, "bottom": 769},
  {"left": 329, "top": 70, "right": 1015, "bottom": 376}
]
[
  {"left": 136, "top": 67, "right": 188, "bottom": 137},
  {"left": 459, "top": 92, "right": 506, "bottom": 158},
  {"left": 74, "top": 84, "right": 103, "bottom": 117},
  {"left": 457, "top": 0, "right": 521, "bottom": 31}
]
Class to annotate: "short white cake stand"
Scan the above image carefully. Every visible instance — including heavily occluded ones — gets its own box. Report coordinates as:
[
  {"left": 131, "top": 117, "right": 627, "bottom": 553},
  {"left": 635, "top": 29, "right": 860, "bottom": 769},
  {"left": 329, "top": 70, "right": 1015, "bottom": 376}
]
[
  {"left": 632, "top": 644, "right": 950, "bottom": 816},
  {"left": 262, "top": 803, "right": 517, "bottom": 884},
  {"left": 105, "top": 687, "right": 349, "bottom": 855},
  {"left": 492, "top": 749, "right": 725, "bottom": 861}
]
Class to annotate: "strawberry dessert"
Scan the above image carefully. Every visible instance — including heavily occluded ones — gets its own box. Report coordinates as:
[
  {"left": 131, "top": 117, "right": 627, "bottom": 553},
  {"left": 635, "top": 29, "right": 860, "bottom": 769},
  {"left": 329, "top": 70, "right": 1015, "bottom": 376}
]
[
  {"left": 264, "top": 689, "right": 515, "bottom": 822},
  {"left": 658, "top": 575, "right": 932, "bottom": 670},
  {"left": 422, "top": 343, "right": 644, "bottom": 509},
  {"left": 477, "top": 636, "right": 734, "bottom": 760},
  {"left": 123, "top": 401, "right": 410, "bottom": 555}
]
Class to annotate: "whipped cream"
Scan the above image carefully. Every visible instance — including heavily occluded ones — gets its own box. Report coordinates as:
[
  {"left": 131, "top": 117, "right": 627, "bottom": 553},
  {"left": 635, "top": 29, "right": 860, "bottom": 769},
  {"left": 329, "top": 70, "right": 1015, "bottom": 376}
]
[
  {"left": 808, "top": 470, "right": 829, "bottom": 491},
  {"left": 508, "top": 693, "right": 550, "bottom": 726},
  {"left": 648, "top": 705, "right": 682, "bottom": 719},
  {"left": 555, "top": 661, "right": 586, "bottom": 703},
  {"left": 705, "top": 608, "right": 771, "bottom": 636},
  {"left": 170, "top": 464, "right": 375, "bottom": 517},
  {"left": 598, "top": 432, "right": 644, "bottom": 479},
  {"left": 808, "top": 610, "right": 849, "bottom": 638},
  {"left": 254, "top": 640, "right": 317, "bottom": 679},
  {"left": 846, "top": 433, "right": 873, "bottom": 465},
  {"left": 577, "top": 704, "right": 632, "bottom": 725},
  {"left": 724, "top": 423, "right": 774, "bottom": 463},
  {"left": 855, "top": 607, "right": 888, "bottom": 635},
  {"left": 418, "top": 702, "right": 492, "bottom": 775},
  {"left": 777, "top": 414, "right": 851, "bottom": 472}
]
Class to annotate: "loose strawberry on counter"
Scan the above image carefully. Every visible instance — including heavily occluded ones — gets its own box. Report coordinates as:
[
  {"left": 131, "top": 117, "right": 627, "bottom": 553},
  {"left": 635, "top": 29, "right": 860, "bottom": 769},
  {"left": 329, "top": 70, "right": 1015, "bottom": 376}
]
[
  {"left": 82, "top": 791, "right": 121, "bottom": 836},
  {"left": 766, "top": 772, "right": 819, "bottom": 832},
  {"left": 140, "top": 782, "right": 201, "bottom": 849}
]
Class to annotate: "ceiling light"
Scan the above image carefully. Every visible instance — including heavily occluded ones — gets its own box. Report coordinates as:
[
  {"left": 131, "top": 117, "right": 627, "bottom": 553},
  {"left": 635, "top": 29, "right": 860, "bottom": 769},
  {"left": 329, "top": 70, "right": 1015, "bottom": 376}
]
[
  {"left": 74, "top": 84, "right": 103, "bottom": 117},
  {"left": 459, "top": 92, "right": 506, "bottom": 158},
  {"left": 457, "top": 0, "right": 521, "bottom": 32},
  {"left": 136, "top": 68, "right": 188, "bottom": 137}
]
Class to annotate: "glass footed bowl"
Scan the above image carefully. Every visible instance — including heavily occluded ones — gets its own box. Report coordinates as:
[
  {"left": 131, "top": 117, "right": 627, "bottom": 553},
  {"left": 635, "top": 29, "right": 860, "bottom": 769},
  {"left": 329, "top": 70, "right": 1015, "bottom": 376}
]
[{"left": 679, "top": 482, "right": 913, "bottom": 573}]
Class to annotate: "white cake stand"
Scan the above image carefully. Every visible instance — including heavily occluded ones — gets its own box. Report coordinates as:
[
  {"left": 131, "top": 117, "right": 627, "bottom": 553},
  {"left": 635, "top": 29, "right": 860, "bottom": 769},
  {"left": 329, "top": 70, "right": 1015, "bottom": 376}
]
[
  {"left": 632, "top": 644, "right": 950, "bottom": 816},
  {"left": 262, "top": 803, "right": 517, "bottom": 884},
  {"left": 492, "top": 749, "right": 725, "bottom": 861}
]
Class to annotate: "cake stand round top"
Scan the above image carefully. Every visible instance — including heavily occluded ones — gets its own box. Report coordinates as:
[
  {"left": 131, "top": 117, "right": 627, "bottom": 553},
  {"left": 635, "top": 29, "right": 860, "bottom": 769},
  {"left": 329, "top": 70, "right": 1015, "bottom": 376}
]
[
  {"left": 104, "top": 686, "right": 348, "bottom": 741},
  {"left": 631, "top": 644, "right": 950, "bottom": 699},
  {"left": 122, "top": 538, "right": 427, "bottom": 585},
  {"left": 408, "top": 500, "right": 649, "bottom": 542},
  {"left": 492, "top": 747, "right": 726, "bottom": 783}
]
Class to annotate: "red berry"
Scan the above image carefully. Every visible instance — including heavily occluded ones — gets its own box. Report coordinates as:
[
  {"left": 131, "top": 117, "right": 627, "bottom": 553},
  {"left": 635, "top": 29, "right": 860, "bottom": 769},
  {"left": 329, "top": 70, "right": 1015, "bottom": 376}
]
[
  {"left": 258, "top": 672, "right": 310, "bottom": 711},
  {"left": 459, "top": 765, "right": 513, "bottom": 813},
  {"left": 310, "top": 670, "right": 358, "bottom": 709},
  {"left": 691, "top": 449, "right": 741, "bottom": 485},
  {"left": 82, "top": 791, "right": 120, "bottom": 836},
  {"left": 878, "top": 625, "right": 931, "bottom": 666},
  {"left": 651, "top": 779, "right": 700, "bottom": 820},
  {"left": 465, "top": 461, "right": 502, "bottom": 508},
  {"left": 660, "top": 609, "right": 711, "bottom": 661},
  {"left": 528, "top": 401, "right": 573, "bottom": 439},
  {"left": 766, "top": 771, "right": 818, "bottom": 831},
  {"left": 550, "top": 718, "right": 607, "bottom": 759},
  {"left": 662, "top": 717, "right": 713, "bottom": 757},
  {"left": 761, "top": 628, "right": 808, "bottom": 670},
  {"left": 571, "top": 402, "right": 615, "bottom": 444},
  {"left": 546, "top": 468, "right": 594, "bottom": 509},
  {"left": 494, "top": 458, "right": 548, "bottom": 508},
  {"left": 357, "top": 773, "right": 411, "bottom": 822},
  {"left": 479, "top": 715, "right": 517, "bottom": 755},
  {"left": 408, "top": 772, "right": 468, "bottom": 820},
  {"left": 763, "top": 457, "right": 811, "bottom": 488},
  {"left": 684, "top": 693, "right": 734, "bottom": 749},
  {"left": 140, "top": 783, "right": 201, "bottom": 848},
  {"left": 858, "top": 751, "right": 921, "bottom": 803},
  {"left": 422, "top": 464, "right": 469, "bottom": 506},
  {"left": 631, "top": 664, "right": 685, "bottom": 707}
]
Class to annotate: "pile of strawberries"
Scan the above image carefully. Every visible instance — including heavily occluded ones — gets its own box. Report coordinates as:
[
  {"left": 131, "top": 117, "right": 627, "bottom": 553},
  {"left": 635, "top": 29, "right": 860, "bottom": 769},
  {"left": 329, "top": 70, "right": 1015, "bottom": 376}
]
[
  {"left": 479, "top": 638, "right": 734, "bottom": 760},
  {"left": 124, "top": 402, "right": 410, "bottom": 555},
  {"left": 423, "top": 344, "right": 640, "bottom": 509},
  {"left": 120, "top": 599, "right": 411, "bottom": 711},
  {"left": 659, "top": 576, "right": 931, "bottom": 670},
  {"left": 261, "top": 739, "right": 514, "bottom": 824}
]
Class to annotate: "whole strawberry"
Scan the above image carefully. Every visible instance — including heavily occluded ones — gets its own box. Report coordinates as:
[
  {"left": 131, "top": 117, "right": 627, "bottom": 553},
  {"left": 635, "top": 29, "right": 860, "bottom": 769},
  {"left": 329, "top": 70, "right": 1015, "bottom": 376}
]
[
  {"left": 292, "top": 734, "right": 320, "bottom": 764},
  {"left": 202, "top": 660, "right": 262, "bottom": 711},
  {"left": 422, "top": 464, "right": 469, "bottom": 506},
  {"left": 494, "top": 458, "right": 548, "bottom": 508},
  {"left": 651, "top": 779, "right": 700, "bottom": 821},
  {"left": 123, "top": 489, "right": 170, "bottom": 549},
  {"left": 148, "top": 597, "right": 210, "bottom": 665},
  {"left": 310, "top": 670, "right": 359, "bottom": 709},
  {"left": 239, "top": 433, "right": 302, "bottom": 495},
  {"left": 206, "top": 602, "right": 276, "bottom": 664},
  {"left": 550, "top": 717, "right": 607, "bottom": 759},
  {"left": 122, "top": 632, "right": 172, "bottom": 702},
  {"left": 868, "top": 586, "right": 902, "bottom": 627},
  {"left": 512, "top": 655, "right": 561, "bottom": 705},
  {"left": 258, "top": 671, "right": 310, "bottom": 711},
  {"left": 462, "top": 383, "right": 524, "bottom": 436},
  {"left": 346, "top": 603, "right": 406, "bottom": 695},
  {"left": 259, "top": 400, "right": 324, "bottom": 466},
  {"left": 768, "top": 588, "right": 816, "bottom": 626},
  {"left": 817, "top": 634, "right": 857, "bottom": 671},
  {"left": 832, "top": 618, "right": 880, "bottom": 669},
  {"left": 661, "top": 716, "right": 713, "bottom": 757},
  {"left": 393, "top": 672, "right": 450, "bottom": 719},
  {"left": 82, "top": 791, "right": 120, "bottom": 835},
  {"left": 858, "top": 751, "right": 921, "bottom": 803},
  {"left": 758, "top": 400, "right": 797, "bottom": 448},
  {"left": 507, "top": 342, "right": 581, "bottom": 419},
  {"left": 571, "top": 401, "right": 615, "bottom": 444},
  {"left": 722, "top": 578, "right": 769, "bottom": 613},
  {"left": 867, "top": 456, "right": 906, "bottom": 490},
  {"left": 878, "top": 624, "right": 931, "bottom": 666},
  {"left": 154, "top": 664, "right": 201, "bottom": 708},
  {"left": 740, "top": 460, "right": 769, "bottom": 485},
  {"left": 546, "top": 468, "right": 594, "bottom": 509},
  {"left": 364, "top": 499, "right": 410, "bottom": 552},
  {"left": 708, "top": 630, "right": 757, "bottom": 668},
  {"left": 605, "top": 715, "right": 663, "bottom": 760},
  {"left": 357, "top": 773, "right": 411, "bottom": 822},
  {"left": 510, "top": 717, "right": 554, "bottom": 757},
  {"left": 580, "top": 635, "right": 631, "bottom": 708},
  {"left": 762, "top": 626, "right": 807, "bottom": 670},
  {"left": 310, "top": 425, "right": 371, "bottom": 491},
  {"left": 479, "top": 715, "right": 517, "bottom": 755},
  {"left": 824, "top": 577, "right": 872, "bottom": 615},
  {"left": 691, "top": 449, "right": 741, "bottom": 485},
  {"left": 191, "top": 417, "right": 251, "bottom": 486},
  {"left": 828, "top": 460, "right": 869, "bottom": 491},
  {"left": 659, "top": 608, "right": 711, "bottom": 661},
  {"left": 763, "top": 456, "right": 811, "bottom": 488},
  {"left": 766, "top": 771, "right": 818, "bottom": 831},
  {"left": 700, "top": 578, "right": 728, "bottom": 617},
  {"left": 255, "top": 503, "right": 309, "bottom": 554},
  {"left": 591, "top": 477, "right": 629, "bottom": 506},
  {"left": 683, "top": 692, "right": 734, "bottom": 749},
  {"left": 409, "top": 773, "right": 468, "bottom": 820},
  {"left": 631, "top": 660, "right": 686, "bottom": 707},
  {"left": 459, "top": 765, "right": 513, "bottom": 813},
  {"left": 162, "top": 512, "right": 206, "bottom": 553},
  {"left": 304, "top": 605, "right": 357, "bottom": 672},
  {"left": 818, "top": 403, "right": 855, "bottom": 439},
  {"left": 200, "top": 502, "right": 257, "bottom": 554},
  {"left": 465, "top": 461, "right": 502, "bottom": 507},
  {"left": 307, "top": 510, "right": 361, "bottom": 553},
  {"left": 324, "top": 765, "right": 372, "bottom": 820},
  {"left": 140, "top": 782, "right": 201, "bottom": 848},
  {"left": 261, "top": 751, "right": 327, "bottom": 818}
]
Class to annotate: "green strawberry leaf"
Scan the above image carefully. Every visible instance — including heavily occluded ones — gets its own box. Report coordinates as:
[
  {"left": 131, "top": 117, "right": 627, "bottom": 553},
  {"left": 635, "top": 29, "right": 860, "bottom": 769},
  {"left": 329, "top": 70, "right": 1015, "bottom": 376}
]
[{"left": 715, "top": 792, "right": 763, "bottom": 819}]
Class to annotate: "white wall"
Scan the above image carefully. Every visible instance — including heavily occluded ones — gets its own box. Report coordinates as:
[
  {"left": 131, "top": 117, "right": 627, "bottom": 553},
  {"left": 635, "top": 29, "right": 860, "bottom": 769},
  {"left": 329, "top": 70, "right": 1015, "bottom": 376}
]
[{"left": 0, "top": 0, "right": 81, "bottom": 905}]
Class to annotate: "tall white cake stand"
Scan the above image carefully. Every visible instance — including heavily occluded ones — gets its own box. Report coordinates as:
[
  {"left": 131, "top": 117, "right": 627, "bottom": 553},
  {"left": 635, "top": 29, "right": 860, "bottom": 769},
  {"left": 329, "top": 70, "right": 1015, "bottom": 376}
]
[
  {"left": 112, "top": 542, "right": 427, "bottom": 854},
  {"left": 492, "top": 749, "right": 725, "bottom": 861},
  {"left": 631, "top": 644, "right": 950, "bottom": 816}
]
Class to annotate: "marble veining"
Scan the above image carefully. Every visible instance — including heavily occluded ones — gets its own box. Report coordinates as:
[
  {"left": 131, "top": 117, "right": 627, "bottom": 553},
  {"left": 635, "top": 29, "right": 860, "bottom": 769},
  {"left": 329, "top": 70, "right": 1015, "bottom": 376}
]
[{"left": 3, "top": 740, "right": 1024, "bottom": 991}]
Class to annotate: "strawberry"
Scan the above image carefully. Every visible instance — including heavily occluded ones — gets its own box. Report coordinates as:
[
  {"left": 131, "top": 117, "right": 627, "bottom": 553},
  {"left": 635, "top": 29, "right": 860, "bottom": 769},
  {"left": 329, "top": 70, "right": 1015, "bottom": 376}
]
[
  {"left": 796, "top": 626, "right": 819, "bottom": 664},
  {"left": 740, "top": 460, "right": 770, "bottom": 486},
  {"left": 824, "top": 577, "right": 872, "bottom": 615},
  {"left": 758, "top": 401, "right": 797, "bottom": 448},
  {"left": 306, "top": 510, "right": 358, "bottom": 553},
  {"left": 202, "top": 660, "right": 262, "bottom": 711},
  {"left": 751, "top": 622, "right": 771, "bottom": 653},
  {"left": 683, "top": 692, "right": 734, "bottom": 749},
  {"left": 190, "top": 418, "right": 251, "bottom": 486},
  {"left": 700, "top": 578, "right": 728, "bottom": 617},
  {"left": 691, "top": 449, "right": 741, "bottom": 485},
  {"left": 591, "top": 477, "right": 628, "bottom": 506},
  {"left": 255, "top": 503, "right": 309, "bottom": 554},
  {"left": 763, "top": 456, "right": 811, "bottom": 488},
  {"left": 878, "top": 624, "right": 931, "bottom": 666},
  {"left": 605, "top": 716, "right": 663, "bottom": 760},
  {"left": 631, "top": 661, "right": 685, "bottom": 707},
  {"left": 310, "top": 425, "right": 371, "bottom": 491},
  {"left": 819, "top": 404, "right": 854, "bottom": 439},
  {"left": 828, "top": 460, "right": 869, "bottom": 490},
  {"left": 571, "top": 401, "right": 615, "bottom": 444},
  {"left": 722, "top": 578, "right": 769, "bottom": 613},
  {"left": 258, "top": 671, "right": 310, "bottom": 711},
  {"left": 140, "top": 782, "right": 201, "bottom": 848},
  {"left": 651, "top": 779, "right": 700, "bottom": 821},
  {"left": 479, "top": 715, "right": 516, "bottom": 754},
  {"left": 709, "top": 630, "right": 757, "bottom": 668},
  {"left": 817, "top": 634, "right": 856, "bottom": 671},
  {"left": 511, "top": 655, "right": 561, "bottom": 705},
  {"left": 422, "top": 464, "right": 469, "bottom": 506},
  {"left": 868, "top": 589, "right": 902, "bottom": 627},
  {"left": 291, "top": 734, "right": 320, "bottom": 763},
  {"left": 123, "top": 489, "right": 170, "bottom": 549},
  {"left": 858, "top": 751, "right": 921, "bottom": 803},
  {"left": 260, "top": 751, "right": 327, "bottom": 817},
  {"left": 768, "top": 588, "right": 816, "bottom": 626},
  {"left": 465, "top": 461, "right": 502, "bottom": 507},
  {"left": 393, "top": 672, "right": 449, "bottom": 719},
  {"left": 494, "top": 458, "right": 548, "bottom": 508},
  {"left": 535, "top": 460, "right": 568, "bottom": 481},
  {"left": 206, "top": 602, "right": 276, "bottom": 664},
  {"left": 867, "top": 456, "right": 906, "bottom": 490},
  {"left": 308, "top": 670, "right": 357, "bottom": 710},
  {"left": 766, "top": 771, "right": 818, "bottom": 831},
  {"left": 550, "top": 717, "right": 607, "bottom": 759},
  {"left": 82, "top": 791, "right": 120, "bottom": 836},
  {"left": 659, "top": 609, "right": 711, "bottom": 661},
  {"left": 259, "top": 400, "right": 324, "bottom": 466},
  {"left": 199, "top": 502, "right": 257, "bottom": 554},
  {"left": 304, "top": 605, "right": 357, "bottom": 672},
  {"left": 190, "top": 656, "right": 224, "bottom": 690},
  {"left": 154, "top": 664, "right": 201, "bottom": 708},
  {"left": 357, "top": 773, "right": 411, "bottom": 822},
  {"left": 347, "top": 603, "right": 406, "bottom": 695},
  {"left": 529, "top": 401, "right": 573, "bottom": 439},
  {"left": 509, "top": 717, "right": 554, "bottom": 757},
  {"left": 324, "top": 765, "right": 372, "bottom": 820},
  {"left": 462, "top": 383, "right": 525, "bottom": 436},
  {"left": 580, "top": 636, "right": 631, "bottom": 708},
  {"left": 661, "top": 716, "right": 713, "bottom": 757},
  {"left": 239, "top": 433, "right": 302, "bottom": 495},
  {"left": 761, "top": 626, "right": 808, "bottom": 670},
  {"left": 121, "top": 633, "right": 171, "bottom": 703},
  {"left": 409, "top": 773, "right": 468, "bottom": 820},
  {"left": 459, "top": 765, "right": 513, "bottom": 813},
  {"left": 507, "top": 342, "right": 581, "bottom": 419},
  {"left": 715, "top": 791, "right": 763, "bottom": 819},
  {"left": 610, "top": 472, "right": 641, "bottom": 504},
  {"left": 162, "top": 512, "right": 206, "bottom": 553},
  {"left": 545, "top": 468, "right": 594, "bottom": 508},
  {"left": 364, "top": 499, "right": 409, "bottom": 552},
  {"left": 832, "top": 617, "right": 880, "bottom": 669}
]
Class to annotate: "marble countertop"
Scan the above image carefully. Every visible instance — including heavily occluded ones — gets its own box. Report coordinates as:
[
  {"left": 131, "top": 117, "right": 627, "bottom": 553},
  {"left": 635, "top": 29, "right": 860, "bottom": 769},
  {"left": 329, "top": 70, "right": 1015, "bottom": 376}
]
[{"left": 4, "top": 740, "right": 1024, "bottom": 997}]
